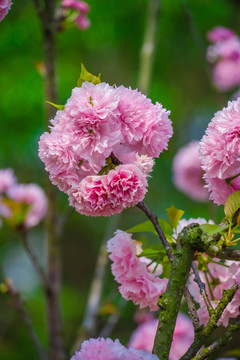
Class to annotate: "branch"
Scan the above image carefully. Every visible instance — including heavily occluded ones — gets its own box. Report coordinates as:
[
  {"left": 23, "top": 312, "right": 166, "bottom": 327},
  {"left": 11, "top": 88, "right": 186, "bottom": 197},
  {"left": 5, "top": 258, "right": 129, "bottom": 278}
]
[
  {"left": 3, "top": 278, "right": 48, "bottom": 360},
  {"left": 20, "top": 229, "right": 49, "bottom": 289},
  {"left": 192, "top": 321, "right": 240, "bottom": 360},
  {"left": 181, "top": 284, "right": 239, "bottom": 360},
  {"left": 137, "top": 201, "right": 174, "bottom": 263},
  {"left": 191, "top": 262, "right": 213, "bottom": 314},
  {"left": 138, "top": 0, "right": 161, "bottom": 94},
  {"left": 183, "top": 287, "right": 201, "bottom": 331},
  {"left": 207, "top": 248, "right": 240, "bottom": 261}
]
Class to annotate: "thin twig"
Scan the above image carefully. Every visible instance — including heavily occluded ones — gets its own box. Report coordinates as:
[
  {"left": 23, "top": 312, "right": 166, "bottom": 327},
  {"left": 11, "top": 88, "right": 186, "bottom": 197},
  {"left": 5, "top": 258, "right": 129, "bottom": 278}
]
[
  {"left": 137, "top": 201, "right": 174, "bottom": 263},
  {"left": 191, "top": 262, "right": 213, "bottom": 313},
  {"left": 181, "top": 285, "right": 239, "bottom": 360},
  {"left": 192, "top": 321, "right": 240, "bottom": 360},
  {"left": 20, "top": 229, "right": 49, "bottom": 289},
  {"left": 183, "top": 287, "right": 201, "bottom": 331},
  {"left": 138, "top": 0, "right": 161, "bottom": 94},
  {"left": 4, "top": 278, "right": 48, "bottom": 360}
]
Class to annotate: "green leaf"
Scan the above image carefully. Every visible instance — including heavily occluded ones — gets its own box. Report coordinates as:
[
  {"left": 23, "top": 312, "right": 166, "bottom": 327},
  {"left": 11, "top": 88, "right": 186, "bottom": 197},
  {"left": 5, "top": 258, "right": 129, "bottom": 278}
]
[
  {"left": 199, "top": 223, "right": 230, "bottom": 236},
  {"left": 77, "top": 63, "right": 101, "bottom": 87},
  {"left": 138, "top": 247, "right": 165, "bottom": 259},
  {"left": 126, "top": 219, "right": 173, "bottom": 236},
  {"left": 224, "top": 190, "right": 240, "bottom": 221},
  {"left": 167, "top": 205, "right": 184, "bottom": 229},
  {"left": 45, "top": 101, "right": 65, "bottom": 110}
]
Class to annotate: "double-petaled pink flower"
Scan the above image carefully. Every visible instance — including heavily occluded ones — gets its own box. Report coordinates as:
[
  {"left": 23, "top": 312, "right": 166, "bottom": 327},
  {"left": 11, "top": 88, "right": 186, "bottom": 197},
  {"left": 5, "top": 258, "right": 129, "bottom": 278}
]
[
  {"left": 39, "top": 81, "right": 172, "bottom": 216},
  {"left": 0, "top": 0, "right": 12, "bottom": 22},
  {"left": 61, "top": 0, "right": 90, "bottom": 30},
  {"left": 107, "top": 231, "right": 168, "bottom": 311}
]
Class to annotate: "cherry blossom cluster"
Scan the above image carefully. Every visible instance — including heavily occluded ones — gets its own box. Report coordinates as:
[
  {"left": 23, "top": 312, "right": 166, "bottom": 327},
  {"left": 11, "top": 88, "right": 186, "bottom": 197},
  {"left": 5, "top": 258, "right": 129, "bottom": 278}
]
[
  {"left": 61, "top": 0, "right": 90, "bottom": 30},
  {"left": 172, "top": 141, "right": 209, "bottom": 202},
  {"left": 71, "top": 338, "right": 159, "bottom": 360},
  {"left": 200, "top": 98, "right": 240, "bottom": 205},
  {"left": 107, "top": 231, "right": 168, "bottom": 311},
  {"left": 39, "top": 81, "right": 172, "bottom": 216},
  {"left": 189, "top": 257, "right": 240, "bottom": 327},
  {"left": 129, "top": 312, "right": 194, "bottom": 360},
  {"left": 207, "top": 26, "right": 240, "bottom": 91},
  {"left": 0, "top": 0, "right": 12, "bottom": 22},
  {"left": 0, "top": 168, "right": 47, "bottom": 228}
]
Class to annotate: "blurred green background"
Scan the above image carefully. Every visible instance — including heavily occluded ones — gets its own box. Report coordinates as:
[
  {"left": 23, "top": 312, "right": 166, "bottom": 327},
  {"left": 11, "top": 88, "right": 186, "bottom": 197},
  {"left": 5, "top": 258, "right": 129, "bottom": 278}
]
[{"left": 1, "top": 0, "right": 240, "bottom": 359}]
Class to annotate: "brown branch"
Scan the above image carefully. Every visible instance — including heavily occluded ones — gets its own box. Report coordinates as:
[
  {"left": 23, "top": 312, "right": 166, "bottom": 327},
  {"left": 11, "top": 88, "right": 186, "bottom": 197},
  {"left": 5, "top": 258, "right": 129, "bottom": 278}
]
[
  {"left": 137, "top": 201, "right": 174, "bottom": 263},
  {"left": 20, "top": 229, "right": 48, "bottom": 289},
  {"left": 4, "top": 278, "right": 48, "bottom": 360},
  {"left": 183, "top": 287, "right": 201, "bottom": 331},
  {"left": 191, "top": 262, "right": 213, "bottom": 313},
  {"left": 208, "top": 248, "right": 240, "bottom": 261}
]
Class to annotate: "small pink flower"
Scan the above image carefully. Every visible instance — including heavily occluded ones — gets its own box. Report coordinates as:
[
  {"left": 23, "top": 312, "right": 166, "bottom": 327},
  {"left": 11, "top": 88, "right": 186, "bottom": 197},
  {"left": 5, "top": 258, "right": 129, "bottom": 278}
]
[
  {"left": 207, "top": 26, "right": 235, "bottom": 43},
  {"left": 0, "top": 168, "right": 16, "bottom": 193},
  {"left": 212, "top": 58, "right": 240, "bottom": 91},
  {"left": 75, "top": 14, "right": 90, "bottom": 30},
  {"left": 128, "top": 313, "right": 194, "bottom": 360},
  {"left": 7, "top": 183, "right": 47, "bottom": 228},
  {"left": 62, "top": 0, "right": 89, "bottom": 14},
  {"left": 0, "top": 0, "right": 12, "bottom": 22},
  {"left": 107, "top": 231, "right": 167, "bottom": 311},
  {"left": 71, "top": 337, "right": 159, "bottom": 360},
  {"left": 173, "top": 141, "right": 209, "bottom": 201}
]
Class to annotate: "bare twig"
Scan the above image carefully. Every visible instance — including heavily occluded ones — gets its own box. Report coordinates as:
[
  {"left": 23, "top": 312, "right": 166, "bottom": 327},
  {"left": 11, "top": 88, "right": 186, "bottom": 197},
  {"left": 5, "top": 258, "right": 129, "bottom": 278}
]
[
  {"left": 191, "top": 262, "right": 213, "bottom": 313},
  {"left": 137, "top": 201, "right": 174, "bottom": 263},
  {"left": 20, "top": 229, "right": 48, "bottom": 289},
  {"left": 183, "top": 287, "right": 201, "bottom": 331},
  {"left": 4, "top": 278, "right": 48, "bottom": 360},
  {"left": 138, "top": 0, "right": 161, "bottom": 94}
]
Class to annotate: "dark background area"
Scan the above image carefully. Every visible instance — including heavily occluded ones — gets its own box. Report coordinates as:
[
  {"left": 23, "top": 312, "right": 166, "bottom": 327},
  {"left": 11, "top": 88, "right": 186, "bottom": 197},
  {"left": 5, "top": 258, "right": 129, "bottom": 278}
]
[{"left": 0, "top": 0, "right": 240, "bottom": 358}]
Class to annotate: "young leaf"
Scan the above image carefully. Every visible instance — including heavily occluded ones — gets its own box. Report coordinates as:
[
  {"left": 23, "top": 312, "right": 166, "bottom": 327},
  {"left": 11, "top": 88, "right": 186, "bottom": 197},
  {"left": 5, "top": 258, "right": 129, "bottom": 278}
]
[
  {"left": 77, "top": 63, "right": 101, "bottom": 87},
  {"left": 199, "top": 223, "right": 230, "bottom": 236},
  {"left": 45, "top": 101, "right": 65, "bottom": 110},
  {"left": 126, "top": 219, "right": 173, "bottom": 236},
  {"left": 167, "top": 204, "right": 184, "bottom": 229},
  {"left": 224, "top": 190, "right": 240, "bottom": 221}
]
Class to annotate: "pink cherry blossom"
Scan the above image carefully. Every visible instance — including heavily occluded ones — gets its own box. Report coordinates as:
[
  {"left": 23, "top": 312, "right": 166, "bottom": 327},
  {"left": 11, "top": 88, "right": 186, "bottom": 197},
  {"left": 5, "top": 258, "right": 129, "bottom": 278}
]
[
  {"left": 128, "top": 313, "right": 194, "bottom": 360},
  {"left": 200, "top": 99, "right": 240, "bottom": 204},
  {"left": 7, "top": 183, "right": 47, "bottom": 228},
  {"left": 212, "top": 58, "right": 240, "bottom": 91},
  {"left": 207, "top": 26, "right": 235, "bottom": 43},
  {"left": 172, "top": 141, "right": 209, "bottom": 201},
  {"left": 0, "top": 0, "right": 12, "bottom": 22},
  {"left": 107, "top": 231, "right": 168, "bottom": 311},
  {"left": 61, "top": 0, "right": 90, "bottom": 30},
  {"left": 69, "top": 164, "right": 148, "bottom": 217},
  {"left": 0, "top": 168, "right": 16, "bottom": 193},
  {"left": 71, "top": 337, "right": 159, "bottom": 360},
  {"left": 75, "top": 14, "right": 90, "bottom": 30}
]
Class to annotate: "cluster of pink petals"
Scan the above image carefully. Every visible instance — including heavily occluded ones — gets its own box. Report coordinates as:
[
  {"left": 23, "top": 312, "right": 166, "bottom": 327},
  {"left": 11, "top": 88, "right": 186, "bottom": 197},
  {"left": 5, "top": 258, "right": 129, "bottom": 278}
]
[
  {"left": 0, "top": 0, "right": 12, "bottom": 22},
  {"left": 39, "top": 81, "right": 172, "bottom": 216},
  {"left": 172, "top": 141, "right": 209, "bottom": 201},
  {"left": 61, "top": 0, "right": 90, "bottom": 30},
  {"left": 107, "top": 231, "right": 168, "bottom": 311},
  {"left": 199, "top": 99, "right": 240, "bottom": 205},
  {"left": 7, "top": 184, "right": 47, "bottom": 228},
  {"left": 0, "top": 168, "right": 16, "bottom": 193},
  {"left": 0, "top": 168, "right": 47, "bottom": 228},
  {"left": 128, "top": 313, "right": 194, "bottom": 360},
  {"left": 206, "top": 26, "right": 240, "bottom": 91},
  {"left": 189, "top": 259, "right": 240, "bottom": 327},
  {"left": 71, "top": 337, "right": 159, "bottom": 360}
]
